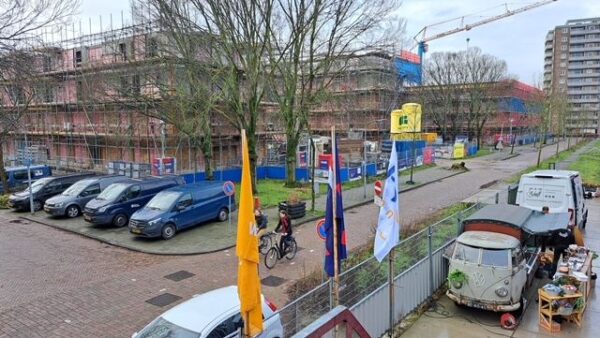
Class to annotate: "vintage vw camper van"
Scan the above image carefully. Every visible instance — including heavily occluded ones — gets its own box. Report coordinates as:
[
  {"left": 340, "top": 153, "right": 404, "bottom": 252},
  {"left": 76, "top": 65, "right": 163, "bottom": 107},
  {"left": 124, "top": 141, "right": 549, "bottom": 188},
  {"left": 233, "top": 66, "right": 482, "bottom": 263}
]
[{"left": 447, "top": 205, "right": 569, "bottom": 312}]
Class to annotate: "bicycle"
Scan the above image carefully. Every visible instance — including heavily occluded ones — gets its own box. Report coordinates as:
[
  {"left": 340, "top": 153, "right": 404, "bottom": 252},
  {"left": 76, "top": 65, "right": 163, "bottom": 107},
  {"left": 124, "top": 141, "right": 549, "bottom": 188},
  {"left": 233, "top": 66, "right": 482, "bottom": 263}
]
[
  {"left": 259, "top": 230, "right": 275, "bottom": 255},
  {"left": 264, "top": 232, "right": 297, "bottom": 269}
]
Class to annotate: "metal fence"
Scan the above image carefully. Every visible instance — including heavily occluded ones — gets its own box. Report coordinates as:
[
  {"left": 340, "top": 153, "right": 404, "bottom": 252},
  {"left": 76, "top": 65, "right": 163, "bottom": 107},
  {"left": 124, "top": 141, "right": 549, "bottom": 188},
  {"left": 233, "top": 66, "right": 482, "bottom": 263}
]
[{"left": 277, "top": 200, "right": 489, "bottom": 337}]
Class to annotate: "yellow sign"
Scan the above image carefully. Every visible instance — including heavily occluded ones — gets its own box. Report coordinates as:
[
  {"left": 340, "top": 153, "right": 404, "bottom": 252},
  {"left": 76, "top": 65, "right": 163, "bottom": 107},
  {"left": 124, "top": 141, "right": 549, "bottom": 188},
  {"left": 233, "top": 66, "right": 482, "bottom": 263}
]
[
  {"left": 453, "top": 143, "right": 465, "bottom": 159},
  {"left": 390, "top": 103, "right": 422, "bottom": 134}
]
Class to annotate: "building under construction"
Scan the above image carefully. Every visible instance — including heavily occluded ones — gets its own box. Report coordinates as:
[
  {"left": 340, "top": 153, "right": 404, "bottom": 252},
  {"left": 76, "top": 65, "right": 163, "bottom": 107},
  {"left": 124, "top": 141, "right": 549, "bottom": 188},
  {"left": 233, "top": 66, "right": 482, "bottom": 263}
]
[{"left": 1, "top": 20, "right": 418, "bottom": 174}]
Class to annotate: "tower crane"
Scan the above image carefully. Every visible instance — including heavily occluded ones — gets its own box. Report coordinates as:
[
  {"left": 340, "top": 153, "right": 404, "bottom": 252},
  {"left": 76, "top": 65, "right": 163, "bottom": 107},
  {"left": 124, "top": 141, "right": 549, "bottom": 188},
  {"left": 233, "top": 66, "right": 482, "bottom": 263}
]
[{"left": 412, "top": 0, "right": 558, "bottom": 84}]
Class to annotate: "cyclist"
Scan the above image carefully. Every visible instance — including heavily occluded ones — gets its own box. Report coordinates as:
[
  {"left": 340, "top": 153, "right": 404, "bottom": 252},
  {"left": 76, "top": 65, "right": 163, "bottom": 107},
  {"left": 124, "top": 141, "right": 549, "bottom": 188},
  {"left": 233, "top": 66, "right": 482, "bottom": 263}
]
[{"left": 275, "top": 210, "right": 292, "bottom": 256}]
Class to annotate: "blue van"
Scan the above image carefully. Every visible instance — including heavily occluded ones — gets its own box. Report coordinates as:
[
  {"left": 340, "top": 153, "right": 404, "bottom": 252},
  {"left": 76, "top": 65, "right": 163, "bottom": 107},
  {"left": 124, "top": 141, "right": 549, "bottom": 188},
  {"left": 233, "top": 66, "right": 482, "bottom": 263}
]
[
  {"left": 0, "top": 165, "right": 52, "bottom": 194},
  {"left": 129, "top": 182, "right": 235, "bottom": 240},
  {"left": 83, "top": 176, "right": 185, "bottom": 227}
]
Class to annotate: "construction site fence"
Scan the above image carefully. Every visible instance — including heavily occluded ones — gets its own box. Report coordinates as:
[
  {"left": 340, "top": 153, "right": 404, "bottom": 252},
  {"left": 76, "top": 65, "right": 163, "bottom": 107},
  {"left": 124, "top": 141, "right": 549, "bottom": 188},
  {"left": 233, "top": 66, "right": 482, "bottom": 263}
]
[
  {"left": 4, "top": 147, "right": 436, "bottom": 184},
  {"left": 276, "top": 193, "right": 502, "bottom": 337}
]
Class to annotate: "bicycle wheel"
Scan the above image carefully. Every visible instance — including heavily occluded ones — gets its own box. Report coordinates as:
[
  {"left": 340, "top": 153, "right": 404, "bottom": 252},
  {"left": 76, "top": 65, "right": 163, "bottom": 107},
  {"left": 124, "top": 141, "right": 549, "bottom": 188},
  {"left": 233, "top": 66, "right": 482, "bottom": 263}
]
[
  {"left": 265, "top": 247, "right": 278, "bottom": 269},
  {"left": 259, "top": 234, "right": 272, "bottom": 255},
  {"left": 285, "top": 238, "right": 297, "bottom": 260}
]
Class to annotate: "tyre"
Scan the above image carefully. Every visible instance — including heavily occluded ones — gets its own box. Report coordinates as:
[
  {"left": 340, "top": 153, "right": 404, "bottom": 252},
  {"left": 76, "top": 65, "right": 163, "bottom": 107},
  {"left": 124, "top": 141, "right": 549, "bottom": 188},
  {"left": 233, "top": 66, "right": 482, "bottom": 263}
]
[
  {"left": 112, "top": 213, "right": 128, "bottom": 227},
  {"left": 265, "top": 247, "right": 278, "bottom": 269},
  {"left": 217, "top": 208, "right": 228, "bottom": 222},
  {"left": 259, "top": 234, "right": 272, "bottom": 255},
  {"left": 161, "top": 223, "right": 176, "bottom": 240},
  {"left": 32, "top": 200, "right": 42, "bottom": 212},
  {"left": 583, "top": 212, "right": 588, "bottom": 229},
  {"left": 65, "top": 205, "right": 80, "bottom": 218},
  {"left": 285, "top": 238, "right": 297, "bottom": 260}
]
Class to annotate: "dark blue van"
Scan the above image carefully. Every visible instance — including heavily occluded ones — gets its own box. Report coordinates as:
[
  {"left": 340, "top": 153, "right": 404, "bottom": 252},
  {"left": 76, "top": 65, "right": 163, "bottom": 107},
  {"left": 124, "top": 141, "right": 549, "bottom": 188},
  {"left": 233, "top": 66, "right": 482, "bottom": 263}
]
[
  {"left": 128, "top": 182, "right": 235, "bottom": 240},
  {"left": 0, "top": 165, "right": 52, "bottom": 194},
  {"left": 83, "top": 176, "right": 185, "bottom": 227}
]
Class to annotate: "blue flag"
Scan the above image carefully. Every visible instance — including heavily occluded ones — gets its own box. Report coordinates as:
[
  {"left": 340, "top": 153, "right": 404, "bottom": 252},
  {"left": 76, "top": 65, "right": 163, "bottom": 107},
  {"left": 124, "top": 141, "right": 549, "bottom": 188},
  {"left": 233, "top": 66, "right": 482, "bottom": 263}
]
[
  {"left": 324, "top": 140, "right": 347, "bottom": 277},
  {"left": 374, "top": 143, "right": 400, "bottom": 262}
]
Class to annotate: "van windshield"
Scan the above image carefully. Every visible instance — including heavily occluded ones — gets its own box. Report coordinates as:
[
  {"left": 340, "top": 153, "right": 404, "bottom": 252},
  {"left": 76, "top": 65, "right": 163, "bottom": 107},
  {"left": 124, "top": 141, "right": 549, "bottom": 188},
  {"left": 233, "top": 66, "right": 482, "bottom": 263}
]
[
  {"left": 146, "top": 191, "right": 181, "bottom": 211},
  {"left": 481, "top": 249, "right": 509, "bottom": 267},
  {"left": 96, "top": 183, "right": 128, "bottom": 201},
  {"left": 62, "top": 180, "right": 92, "bottom": 196},
  {"left": 453, "top": 243, "right": 480, "bottom": 264}
]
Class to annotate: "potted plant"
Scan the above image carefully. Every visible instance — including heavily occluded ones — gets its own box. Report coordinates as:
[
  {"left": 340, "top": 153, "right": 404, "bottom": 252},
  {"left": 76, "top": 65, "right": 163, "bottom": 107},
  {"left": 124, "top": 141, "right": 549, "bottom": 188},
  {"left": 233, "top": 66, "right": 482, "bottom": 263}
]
[
  {"left": 278, "top": 192, "right": 306, "bottom": 219},
  {"left": 448, "top": 269, "right": 469, "bottom": 289}
]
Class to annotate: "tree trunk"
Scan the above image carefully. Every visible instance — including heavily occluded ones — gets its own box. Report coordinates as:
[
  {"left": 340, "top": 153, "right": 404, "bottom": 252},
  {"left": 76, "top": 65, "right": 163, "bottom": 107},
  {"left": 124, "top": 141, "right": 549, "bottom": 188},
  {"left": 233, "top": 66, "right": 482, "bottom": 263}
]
[
  {"left": 285, "top": 135, "right": 299, "bottom": 187},
  {"left": 247, "top": 132, "right": 258, "bottom": 194},
  {"left": 556, "top": 137, "right": 560, "bottom": 158},
  {"left": 201, "top": 137, "right": 214, "bottom": 180},
  {"left": 0, "top": 144, "right": 9, "bottom": 193}
]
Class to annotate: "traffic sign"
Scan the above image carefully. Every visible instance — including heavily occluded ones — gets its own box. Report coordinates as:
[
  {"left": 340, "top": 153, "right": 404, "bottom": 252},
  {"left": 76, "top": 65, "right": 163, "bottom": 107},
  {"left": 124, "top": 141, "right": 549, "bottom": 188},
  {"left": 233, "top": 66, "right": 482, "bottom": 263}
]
[
  {"left": 374, "top": 180, "right": 383, "bottom": 207},
  {"left": 316, "top": 218, "right": 326, "bottom": 240},
  {"left": 223, "top": 181, "right": 235, "bottom": 196},
  {"left": 374, "top": 180, "right": 383, "bottom": 197}
]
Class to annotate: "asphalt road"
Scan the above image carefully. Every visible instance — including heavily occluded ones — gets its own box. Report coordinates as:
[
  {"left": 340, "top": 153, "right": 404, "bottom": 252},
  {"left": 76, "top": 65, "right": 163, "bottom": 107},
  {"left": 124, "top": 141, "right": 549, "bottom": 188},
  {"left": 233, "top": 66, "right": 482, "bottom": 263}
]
[{"left": 0, "top": 141, "right": 576, "bottom": 337}]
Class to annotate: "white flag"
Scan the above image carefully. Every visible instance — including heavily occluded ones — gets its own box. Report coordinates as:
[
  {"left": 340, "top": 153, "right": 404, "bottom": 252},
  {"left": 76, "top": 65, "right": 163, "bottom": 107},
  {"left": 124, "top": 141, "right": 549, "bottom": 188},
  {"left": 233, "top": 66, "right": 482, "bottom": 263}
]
[{"left": 374, "top": 144, "right": 400, "bottom": 262}]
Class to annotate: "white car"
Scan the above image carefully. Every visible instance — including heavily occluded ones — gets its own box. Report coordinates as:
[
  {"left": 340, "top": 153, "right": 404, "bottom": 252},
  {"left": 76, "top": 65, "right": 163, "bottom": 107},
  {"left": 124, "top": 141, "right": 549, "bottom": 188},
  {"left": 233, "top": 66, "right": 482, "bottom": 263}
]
[{"left": 133, "top": 286, "right": 284, "bottom": 338}]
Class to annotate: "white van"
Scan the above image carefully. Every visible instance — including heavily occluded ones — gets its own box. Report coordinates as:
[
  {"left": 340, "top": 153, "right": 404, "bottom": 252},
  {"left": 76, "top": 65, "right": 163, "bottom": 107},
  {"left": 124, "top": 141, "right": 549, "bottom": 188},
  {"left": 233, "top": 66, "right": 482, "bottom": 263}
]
[{"left": 516, "top": 170, "right": 588, "bottom": 229}]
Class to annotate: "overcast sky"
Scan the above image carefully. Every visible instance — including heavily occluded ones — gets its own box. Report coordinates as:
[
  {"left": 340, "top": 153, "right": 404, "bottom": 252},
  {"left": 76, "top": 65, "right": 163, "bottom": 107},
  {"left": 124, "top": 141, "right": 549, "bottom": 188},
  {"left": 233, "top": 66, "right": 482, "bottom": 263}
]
[{"left": 76, "top": 0, "right": 600, "bottom": 86}]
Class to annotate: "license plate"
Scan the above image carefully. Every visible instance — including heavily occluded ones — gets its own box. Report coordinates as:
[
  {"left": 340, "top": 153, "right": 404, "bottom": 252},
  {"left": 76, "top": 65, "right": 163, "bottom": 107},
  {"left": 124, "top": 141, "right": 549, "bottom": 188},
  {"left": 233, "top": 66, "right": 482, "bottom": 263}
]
[
  {"left": 83, "top": 214, "right": 91, "bottom": 221},
  {"left": 131, "top": 228, "right": 141, "bottom": 234},
  {"left": 44, "top": 207, "right": 50, "bottom": 212}
]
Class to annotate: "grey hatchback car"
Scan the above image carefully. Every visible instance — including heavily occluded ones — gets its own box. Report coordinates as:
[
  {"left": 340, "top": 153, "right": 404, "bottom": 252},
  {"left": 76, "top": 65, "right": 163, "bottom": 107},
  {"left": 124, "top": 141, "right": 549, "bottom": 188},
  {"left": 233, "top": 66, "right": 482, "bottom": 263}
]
[{"left": 44, "top": 175, "right": 130, "bottom": 218}]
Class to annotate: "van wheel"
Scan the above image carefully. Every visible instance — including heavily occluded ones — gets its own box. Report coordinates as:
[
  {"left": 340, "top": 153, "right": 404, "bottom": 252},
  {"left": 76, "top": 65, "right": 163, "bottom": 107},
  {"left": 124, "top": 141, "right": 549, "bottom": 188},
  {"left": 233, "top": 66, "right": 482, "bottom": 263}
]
[
  {"left": 217, "top": 208, "right": 229, "bottom": 222},
  {"left": 32, "top": 200, "right": 42, "bottom": 212},
  {"left": 65, "top": 205, "right": 80, "bottom": 218},
  {"left": 161, "top": 223, "right": 176, "bottom": 240},
  {"left": 113, "top": 214, "right": 128, "bottom": 227}
]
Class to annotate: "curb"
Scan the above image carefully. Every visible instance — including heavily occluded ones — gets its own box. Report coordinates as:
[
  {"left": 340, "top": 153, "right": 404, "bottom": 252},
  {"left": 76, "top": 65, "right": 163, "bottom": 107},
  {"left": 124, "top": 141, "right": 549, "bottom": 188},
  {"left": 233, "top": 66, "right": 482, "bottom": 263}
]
[
  {"left": 20, "top": 216, "right": 236, "bottom": 256},
  {"left": 501, "top": 153, "right": 520, "bottom": 161},
  {"left": 20, "top": 169, "right": 468, "bottom": 256}
]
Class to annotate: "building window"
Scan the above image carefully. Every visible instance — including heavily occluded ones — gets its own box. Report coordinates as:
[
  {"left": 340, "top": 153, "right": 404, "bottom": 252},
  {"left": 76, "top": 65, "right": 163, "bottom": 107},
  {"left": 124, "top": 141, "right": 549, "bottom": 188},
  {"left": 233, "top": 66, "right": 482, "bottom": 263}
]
[
  {"left": 559, "top": 79, "right": 566, "bottom": 84},
  {"left": 562, "top": 27, "right": 569, "bottom": 33},
  {"left": 146, "top": 37, "right": 159, "bottom": 58},
  {"left": 561, "top": 45, "right": 568, "bottom": 51},
  {"left": 562, "top": 37, "right": 568, "bottom": 42},
  {"left": 560, "top": 62, "right": 567, "bottom": 67},
  {"left": 119, "top": 42, "right": 128, "bottom": 61},
  {"left": 74, "top": 50, "right": 82, "bottom": 67},
  {"left": 561, "top": 53, "right": 567, "bottom": 59},
  {"left": 560, "top": 70, "right": 566, "bottom": 76}
]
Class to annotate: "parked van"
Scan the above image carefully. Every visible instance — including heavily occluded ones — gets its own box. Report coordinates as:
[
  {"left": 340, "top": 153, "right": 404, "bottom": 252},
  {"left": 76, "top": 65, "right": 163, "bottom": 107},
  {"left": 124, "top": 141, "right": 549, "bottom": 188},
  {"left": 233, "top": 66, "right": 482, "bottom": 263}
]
[
  {"left": 83, "top": 176, "right": 185, "bottom": 227},
  {"left": 44, "top": 175, "right": 130, "bottom": 218},
  {"left": 0, "top": 165, "right": 52, "bottom": 193},
  {"left": 7, "top": 172, "right": 96, "bottom": 211},
  {"left": 129, "top": 182, "right": 234, "bottom": 240},
  {"left": 515, "top": 170, "right": 588, "bottom": 229}
]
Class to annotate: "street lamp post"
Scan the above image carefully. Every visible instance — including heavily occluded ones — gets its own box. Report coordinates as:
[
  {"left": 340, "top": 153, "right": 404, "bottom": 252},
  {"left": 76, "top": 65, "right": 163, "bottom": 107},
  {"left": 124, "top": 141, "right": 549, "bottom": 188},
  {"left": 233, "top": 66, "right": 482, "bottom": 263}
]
[{"left": 509, "top": 118, "right": 515, "bottom": 154}]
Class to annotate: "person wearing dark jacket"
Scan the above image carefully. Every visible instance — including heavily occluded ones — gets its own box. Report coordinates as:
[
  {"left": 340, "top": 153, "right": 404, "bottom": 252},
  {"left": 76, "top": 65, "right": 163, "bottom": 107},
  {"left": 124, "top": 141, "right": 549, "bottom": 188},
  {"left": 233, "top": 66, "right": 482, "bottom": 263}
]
[
  {"left": 255, "top": 209, "right": 268, "bottom": 238},
  {"left": 275, "top": 210, "right": 292, "bottom": 255},
  {"left": 549, "top": 226, "right": 575, "bottom": 278}
]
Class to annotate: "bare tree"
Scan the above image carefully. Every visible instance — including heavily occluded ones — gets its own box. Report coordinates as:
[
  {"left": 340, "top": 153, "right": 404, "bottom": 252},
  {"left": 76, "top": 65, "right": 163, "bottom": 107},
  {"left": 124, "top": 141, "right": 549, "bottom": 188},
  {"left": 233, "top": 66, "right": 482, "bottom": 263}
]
[
  {"left": 266, "top": 0, "right": 402, "bottom": 186},
  {"left": 138, "top": 0, "right": 275, "bottom": 190},
  {"left": 417, "top": 48, "right": 508, "bottom": 145},
  {"left": 0, "top": 0, "right": 79, "bottom": 192}
]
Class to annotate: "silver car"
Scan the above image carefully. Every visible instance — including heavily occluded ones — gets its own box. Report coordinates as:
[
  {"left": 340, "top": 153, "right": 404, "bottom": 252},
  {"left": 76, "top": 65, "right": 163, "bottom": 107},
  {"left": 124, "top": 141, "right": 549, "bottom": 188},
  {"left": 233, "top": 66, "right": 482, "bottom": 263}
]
[
  {"left": 44, "top": 175, "right": 129, "bottom": 218},
  {"left": 133, "top": 286, "right": 284, "bottom": 338}
]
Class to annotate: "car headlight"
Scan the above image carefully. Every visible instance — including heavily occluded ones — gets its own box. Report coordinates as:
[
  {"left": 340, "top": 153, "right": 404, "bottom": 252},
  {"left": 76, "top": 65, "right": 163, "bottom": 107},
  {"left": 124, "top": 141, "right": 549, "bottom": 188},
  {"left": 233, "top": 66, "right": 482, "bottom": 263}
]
[
  {"left": 98, "top": 206, "right": 108, "bottom": 213},
  {"left": 148, "top": 218, "right": 162, "bottom": 226},
  {"left": 451, "top": 281, "right": 463, "bottom": 289},
  {"left": 495, "top": 287, "right": 509, "bottom": 297},
  {"left": 54, "top": 202, "right": 64, "bottom": 207}
]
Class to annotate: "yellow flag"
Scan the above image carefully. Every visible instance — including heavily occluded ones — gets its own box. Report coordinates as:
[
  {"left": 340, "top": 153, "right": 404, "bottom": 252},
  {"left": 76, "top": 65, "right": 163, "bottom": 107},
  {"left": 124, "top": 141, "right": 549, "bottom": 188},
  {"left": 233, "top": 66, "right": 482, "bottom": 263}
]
[{"left": 237, "top": 130, "right": 263, "bottom": 336}]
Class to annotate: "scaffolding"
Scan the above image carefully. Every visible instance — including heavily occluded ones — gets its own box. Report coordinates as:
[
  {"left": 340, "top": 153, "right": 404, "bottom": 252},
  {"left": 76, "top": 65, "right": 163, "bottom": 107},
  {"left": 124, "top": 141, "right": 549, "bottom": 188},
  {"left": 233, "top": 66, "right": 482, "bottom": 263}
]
[{"left": 2, "top": 16, "right": 409, "bottom": 173}]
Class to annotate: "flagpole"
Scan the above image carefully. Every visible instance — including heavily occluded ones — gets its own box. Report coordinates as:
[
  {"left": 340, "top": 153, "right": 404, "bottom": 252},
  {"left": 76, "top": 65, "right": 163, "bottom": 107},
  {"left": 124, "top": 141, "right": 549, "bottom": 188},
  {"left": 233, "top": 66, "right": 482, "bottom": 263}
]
[
  {"left": 388, "top": 146, "right": 399, "bottom": 338},
  {"left": 331, "top": 126, "right": 340, "bottom": 307}
]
